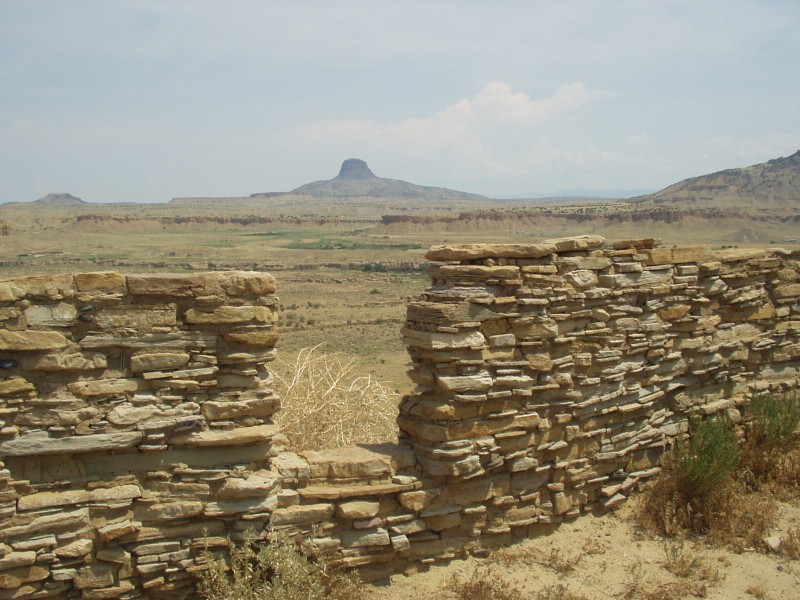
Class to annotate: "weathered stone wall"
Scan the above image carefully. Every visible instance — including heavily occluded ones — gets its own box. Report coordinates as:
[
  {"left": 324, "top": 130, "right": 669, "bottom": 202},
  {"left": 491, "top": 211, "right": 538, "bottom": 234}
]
[
  {"left": 1, "top": 237, "right": 799, "bottom": 598},
  {"left": 0, "top": 271, "right": 285, "bottom": 598},
  {"left": 398, "top": 237, "right": 800, "bottom": 515}
]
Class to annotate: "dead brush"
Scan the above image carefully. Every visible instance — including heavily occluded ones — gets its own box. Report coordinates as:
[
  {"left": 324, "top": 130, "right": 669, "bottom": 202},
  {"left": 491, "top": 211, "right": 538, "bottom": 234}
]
[
  {"left": 489, "top": 545, "right": 582, "bottom": 575},
  {"left": 272, "top": 345, "right": 399, "bottom": 451},
  {"left": 745, "top": 583, "right": 769, "bottom": 599},
  {"left": 702, "top": 486, "right": 777, "bottom": 552},
  {"left": 581, "top": 536, "right": 607, "bottom": 556},
  {"left": 621, "top": 560, "right": 710, "bottom": 600},
  {"left": 533, "top": 583, "right": 590, "bottom": 600},
  {"left": 443, "top": 564, "right": 525, "bottom": 600},
  {"left": 637, "top": 467, "right": 778, "bottom": 551},
  {"left": 780, "top": 526, "right": 800, "bottom": 559},
  {"left": 661, "top": 542, "right": 720, "bottom": 584},
  {"left": 542, "top": 547, "right": 583, "bottom": 575},
  {"left": 739, "top": 392, "right": 800, "bottom": 499}
]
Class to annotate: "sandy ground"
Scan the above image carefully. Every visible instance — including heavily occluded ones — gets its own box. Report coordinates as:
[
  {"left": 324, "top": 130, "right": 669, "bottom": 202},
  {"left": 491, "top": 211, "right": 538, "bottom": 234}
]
[{"left": 368, "top": 499, "right": 800, "bottom": 600}]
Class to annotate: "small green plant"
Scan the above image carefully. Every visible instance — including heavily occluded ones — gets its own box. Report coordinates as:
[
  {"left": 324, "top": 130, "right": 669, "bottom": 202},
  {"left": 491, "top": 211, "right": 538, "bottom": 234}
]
[
  {"left": 197, "top": 533, "right": 363, "bottom": 600},
  {"left": 673, "top": 415, "right": 740, "bottom": 499},
  {"left": 636, "top": 415, "right": 741, "bottom": 537}
]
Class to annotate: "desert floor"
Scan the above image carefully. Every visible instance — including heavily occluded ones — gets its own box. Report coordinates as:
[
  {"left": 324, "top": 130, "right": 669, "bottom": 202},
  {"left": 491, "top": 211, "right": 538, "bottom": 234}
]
[{"left": 369, "top": 498, "right": 800, "bottom": 600}]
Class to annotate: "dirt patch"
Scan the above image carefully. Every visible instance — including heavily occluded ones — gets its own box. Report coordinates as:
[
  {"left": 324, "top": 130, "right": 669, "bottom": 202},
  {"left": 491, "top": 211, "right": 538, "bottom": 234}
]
[{"left": 368, "top": 499, "right": 800, "bottom": 600}]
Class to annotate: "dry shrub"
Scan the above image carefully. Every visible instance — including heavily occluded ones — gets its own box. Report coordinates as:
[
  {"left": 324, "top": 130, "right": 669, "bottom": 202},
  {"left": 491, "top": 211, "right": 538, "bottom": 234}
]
[
  {"left": 621, "top": 561, "right": 709, "bottom": 600},
  {"left": 542, "top": 547, "right": 582, "bottom": 575},
  {"left": 197, "top": 533, "right": 364, "bottom": 600},
  {"left": 581, "top": 536, "right": 607, "bottom": 556},
  {"left": 443, "top": 564, "right": 525, "bottom": 600},
  {"left": 703, "top": 487, "right": 777, "bottom": 551},
  {"left": 637, "top": 462, "right": 777, "bottom": 550},
  {"left": 745, "top": 583, "right": 768, "bottom": 599},
  {"left": 780, "top": 526, "right": 800, "bottom": 559},
  {"left": 272, "top": 346, "right": 399, "bottom": 451},
  {"left": 661, "top": 542, "right": 720, "bottom": 584},
  {"left": 534, "top": 583, "right": 590, "bottom": 600},
  {"left": 487, "top": 544, "right": 582, "bottom": 575}
]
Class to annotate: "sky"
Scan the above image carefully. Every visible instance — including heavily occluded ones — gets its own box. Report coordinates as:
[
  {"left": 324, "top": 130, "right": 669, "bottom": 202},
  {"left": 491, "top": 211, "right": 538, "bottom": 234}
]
[{"left": 1, "top": 1, "right": 799, "bottom": 203}]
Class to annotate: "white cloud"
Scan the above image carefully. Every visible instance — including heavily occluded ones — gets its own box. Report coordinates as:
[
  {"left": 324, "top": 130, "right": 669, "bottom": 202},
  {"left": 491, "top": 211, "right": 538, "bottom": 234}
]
[
  {"left": 297, "top": 82, "right": 603, "bottom": 182},
  {"left": 470, "top": 81, "right": 596, "bottom": 124}
]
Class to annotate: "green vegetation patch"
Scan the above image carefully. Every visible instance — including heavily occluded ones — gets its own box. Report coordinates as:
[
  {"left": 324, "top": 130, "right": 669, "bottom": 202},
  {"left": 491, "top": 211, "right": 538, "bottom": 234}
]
[{"left": 286, "top": 237, "right": 421, "bottom": 251}]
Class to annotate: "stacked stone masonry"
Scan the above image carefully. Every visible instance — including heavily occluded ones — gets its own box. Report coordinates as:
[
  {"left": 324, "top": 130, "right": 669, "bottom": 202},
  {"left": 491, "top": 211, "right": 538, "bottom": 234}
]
[{"left": 0, "top": 236, "right": 798, "bottom": 598}]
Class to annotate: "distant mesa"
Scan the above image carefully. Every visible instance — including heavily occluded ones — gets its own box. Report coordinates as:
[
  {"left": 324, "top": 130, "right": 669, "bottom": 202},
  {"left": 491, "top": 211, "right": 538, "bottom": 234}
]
[
  {"left": 32, "top": 193, "right": 87, "bottom": 206},
  {"left": 254, "top": 158, "right": 489, "bottom": 201},
  {"left": 628, "top": 150, "right": 800, "bottom": 208}
]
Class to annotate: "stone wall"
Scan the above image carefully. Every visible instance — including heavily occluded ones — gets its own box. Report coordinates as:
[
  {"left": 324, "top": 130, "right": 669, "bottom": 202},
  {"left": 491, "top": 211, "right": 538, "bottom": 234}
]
[
  {"left": 1, "top": 237, "right": 799, "bottom": 598},
  {"left": 0, "top": 271, "right": 284, "bottom": 598}
]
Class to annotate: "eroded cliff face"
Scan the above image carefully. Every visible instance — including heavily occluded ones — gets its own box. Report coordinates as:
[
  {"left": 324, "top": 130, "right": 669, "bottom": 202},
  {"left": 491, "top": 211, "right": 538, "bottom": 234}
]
[{"left": 0, "top": 237, "right": 798, "bottom": 598}]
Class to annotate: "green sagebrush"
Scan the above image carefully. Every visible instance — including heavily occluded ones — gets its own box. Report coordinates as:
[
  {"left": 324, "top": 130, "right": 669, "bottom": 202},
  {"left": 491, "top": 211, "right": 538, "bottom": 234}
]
[
  {"left": 673, "top": 414, "right": 740, "bottom": 499},
  {"left": 197, "top": 533, "right": 363, "bottom": 600}
]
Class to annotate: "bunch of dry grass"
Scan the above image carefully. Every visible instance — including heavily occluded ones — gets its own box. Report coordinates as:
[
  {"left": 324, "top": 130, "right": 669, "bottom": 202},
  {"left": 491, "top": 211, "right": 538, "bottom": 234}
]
[
  {"left": 739, "top": 392, "right": 800, "bottom": 498},
  {"left": 621, "top": 558, "right": 717, "bottom": 600},
  {"left": 272, "top": 346, "right": 399, "bottom": 451},
  {"left": 638, "top": 471, "right": 777, "bottom": 549},
  {"left": 780, "top": 526, "right": 800, "bottom": 559},
  {"left": 442, "top": 565, "right": 526, "bottom": 600},
  {"left": 533, "top": 584, "right": 590, "bottom": 600},
  {"left": 661, "top": 542, "right": 721, "bottom": 584}
]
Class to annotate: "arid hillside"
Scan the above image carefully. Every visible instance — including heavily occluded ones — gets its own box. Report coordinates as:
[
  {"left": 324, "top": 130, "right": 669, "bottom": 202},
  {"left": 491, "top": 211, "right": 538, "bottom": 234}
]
[{"left": 628, "top": 150, "right": 800, "bottom": 209}]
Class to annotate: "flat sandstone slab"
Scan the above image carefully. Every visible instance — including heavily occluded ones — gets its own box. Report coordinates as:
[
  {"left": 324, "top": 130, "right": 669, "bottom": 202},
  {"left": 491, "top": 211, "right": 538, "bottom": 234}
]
[
  {"left": 0, "top": 431, "right": 143, "bottom": 457},
  {"left": 168, "top": 423, "right": 279, "bottom": 447}
]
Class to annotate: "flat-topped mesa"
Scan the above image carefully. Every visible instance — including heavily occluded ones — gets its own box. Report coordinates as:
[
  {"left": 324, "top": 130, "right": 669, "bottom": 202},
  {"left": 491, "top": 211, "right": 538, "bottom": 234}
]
[{"left": 336, "top": 158, "right": 377, "bottom": 180}]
